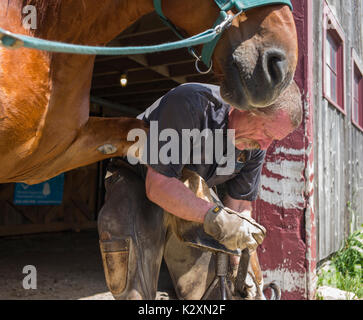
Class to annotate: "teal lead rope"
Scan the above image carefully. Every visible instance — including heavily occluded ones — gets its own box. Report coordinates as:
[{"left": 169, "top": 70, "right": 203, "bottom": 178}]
[{"left": 0, "top": 27, "right": 219, "bottom": 55}]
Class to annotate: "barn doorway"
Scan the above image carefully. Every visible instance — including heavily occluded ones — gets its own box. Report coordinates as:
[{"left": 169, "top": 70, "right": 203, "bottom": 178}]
[{"left": 0, "top": 12, "right": 217, "bottom": 300}]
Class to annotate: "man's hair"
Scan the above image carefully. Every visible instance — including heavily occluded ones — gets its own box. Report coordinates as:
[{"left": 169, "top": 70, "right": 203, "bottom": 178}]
[{"left": 251, "top": 81, "right": 303, "bottom": 129}]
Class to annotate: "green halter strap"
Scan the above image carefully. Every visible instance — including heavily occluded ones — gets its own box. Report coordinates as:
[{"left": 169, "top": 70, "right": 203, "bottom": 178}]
[{"left": 154, "top": 0, "right": 293, "bottom": 71}]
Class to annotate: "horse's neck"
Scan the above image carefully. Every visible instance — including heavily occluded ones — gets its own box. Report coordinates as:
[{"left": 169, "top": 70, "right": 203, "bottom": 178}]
[
  {"left": 34, "top": 0, "right": 152, "bottom": 45},
  {"left": 42, "top": 0, "right": 155, "bottom": 76}
]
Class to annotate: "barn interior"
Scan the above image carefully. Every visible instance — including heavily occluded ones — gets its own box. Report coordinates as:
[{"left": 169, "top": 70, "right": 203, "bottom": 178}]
[
  {"left": 0, "top": 12, "right": 218, "bottom": 299},
  {"left": 91, "top": 12, "right": 219, "bottom": 118}
]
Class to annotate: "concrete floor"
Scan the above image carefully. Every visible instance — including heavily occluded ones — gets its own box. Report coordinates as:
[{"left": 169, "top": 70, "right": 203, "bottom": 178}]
[{"left": 0, "top": 229, "right": 176, "bottom": 300}]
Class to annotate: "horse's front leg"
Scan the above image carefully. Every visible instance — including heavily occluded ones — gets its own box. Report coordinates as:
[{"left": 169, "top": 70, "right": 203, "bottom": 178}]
[{"left": 26, "top": 117, "right": 148, "bottom": 184}]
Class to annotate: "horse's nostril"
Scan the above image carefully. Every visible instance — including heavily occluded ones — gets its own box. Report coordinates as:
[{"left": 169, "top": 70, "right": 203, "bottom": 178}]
[{"left": 263, "top": 49, "right": 287, "bottom": 86}]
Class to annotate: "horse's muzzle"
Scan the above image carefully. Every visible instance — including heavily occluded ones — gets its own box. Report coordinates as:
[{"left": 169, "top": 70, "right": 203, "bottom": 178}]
[{"left": 221, "top": 46, "right": 291, "bottom": 109}]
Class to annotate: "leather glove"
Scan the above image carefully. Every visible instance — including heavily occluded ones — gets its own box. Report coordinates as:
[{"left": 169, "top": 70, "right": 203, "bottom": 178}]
[{"left": 203, "top": 205, "right": 266, "bottom": 252}]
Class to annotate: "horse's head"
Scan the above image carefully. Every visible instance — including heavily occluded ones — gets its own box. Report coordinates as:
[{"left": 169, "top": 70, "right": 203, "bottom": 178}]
[{"left": 163, "top": 0, "right": 298, "bottom": 110}]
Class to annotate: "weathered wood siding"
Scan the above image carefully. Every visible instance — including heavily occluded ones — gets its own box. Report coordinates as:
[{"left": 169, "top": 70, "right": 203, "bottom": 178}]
[
  {"left": 0, "top": 164, "right": 99, "bottom": 237},
  {"left": 313, "top": 0, "right": 363, "bottom": 261},
  {"left": 254, "top": 0, "right": 315, "bottom": 299},
  {"left": 350, "top": 1, "right": 363, "bottom": 234},
  {"left": 351, "top": 128, "right": 363, "bottom": 232}
]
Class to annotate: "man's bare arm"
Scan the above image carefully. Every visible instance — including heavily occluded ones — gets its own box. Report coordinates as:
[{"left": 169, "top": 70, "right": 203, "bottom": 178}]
[
  {"left": 145, "top": 166, "right": 214, "bottom": 223},
  {"left": 146, "top": 167, "right": 265, "bottom": 252}
]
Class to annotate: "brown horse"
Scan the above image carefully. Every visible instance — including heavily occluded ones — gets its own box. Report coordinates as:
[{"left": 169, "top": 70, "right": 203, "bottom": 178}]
[{"left": 0, "top": 0, "right": 298, "bottom": 185}]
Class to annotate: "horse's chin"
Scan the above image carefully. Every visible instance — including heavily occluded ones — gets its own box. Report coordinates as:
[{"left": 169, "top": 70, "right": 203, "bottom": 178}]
[
  {"left": 220, "top": 83, "right": 247, "bottom": 110},
  {"left": 219, "top": 63, "right": 250, "bottom": 110},
  {"left": 220, "top": 71, "right": 294, "bottom": 110},
  {"left": 219, "top": 58, "right": 269, "bottom": 110},
  {"left": 220, "top": 77, "right": 285, "bottom": 110}
]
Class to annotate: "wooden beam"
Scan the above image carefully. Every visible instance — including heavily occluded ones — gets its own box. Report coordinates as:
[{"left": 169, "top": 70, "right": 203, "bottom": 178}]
[
  {"left": 90, "top": 96, "right": 139, "bottom": 117},
  {"left": 186, "top": 73, "right": 220, "bottom": 84},
  {"left": 92, "top": 69, "right": 165, "bottom": 89},
  {"left": 117, "top": 101, "right": 155, "bottom": 113},
  {"left": 108, "top": 91, "right": 169, "bottom": 104},
  {"left": 109, "top": 27, "right": 169, "bottom": 42},
  {"left": 94, "top": 49, "right": 193, "bottom": 68},
  {"left": 113, "top": 11, "right": 167, "bottom": 39},
  {"left": 127, "top": 54, "right": 186, "bottom": 84},
  {"left": 115, "top": 29, "right": 178, "bottom": 47},
  {"left": 169, "top": 62, "right": 197, "bottom": 77},
  {"left": 71, "top": 197, "right": 94, "bottom": 221},
  {"left": 146, "top": 50, "right": 194, "bottom": 66},
  {"left": 91, "top": 80, "right": 178, "bottom": 97},
  {"left": 93, "top": 58, "right": 144, "bottom": 75}
]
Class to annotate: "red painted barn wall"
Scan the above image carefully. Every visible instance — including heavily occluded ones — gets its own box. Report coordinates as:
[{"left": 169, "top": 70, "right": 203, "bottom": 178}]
[{"left": 253, "top": 0, "right": 316, "bottom": 300}]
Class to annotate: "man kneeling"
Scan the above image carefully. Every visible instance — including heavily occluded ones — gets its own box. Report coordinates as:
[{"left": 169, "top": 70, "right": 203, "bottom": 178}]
[{"left": 98, "top": 82, "right": 302, "bottom": 300}]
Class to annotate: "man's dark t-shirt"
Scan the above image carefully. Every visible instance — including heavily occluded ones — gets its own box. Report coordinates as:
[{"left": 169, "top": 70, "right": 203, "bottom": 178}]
[{"left": 133, "top": 83, "right": 265, "bottom": 201}]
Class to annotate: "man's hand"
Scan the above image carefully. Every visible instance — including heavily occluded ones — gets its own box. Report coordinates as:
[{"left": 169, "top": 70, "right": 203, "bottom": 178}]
[{"left": 203, "top": 206, "right": 266, "bottom": 252}]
